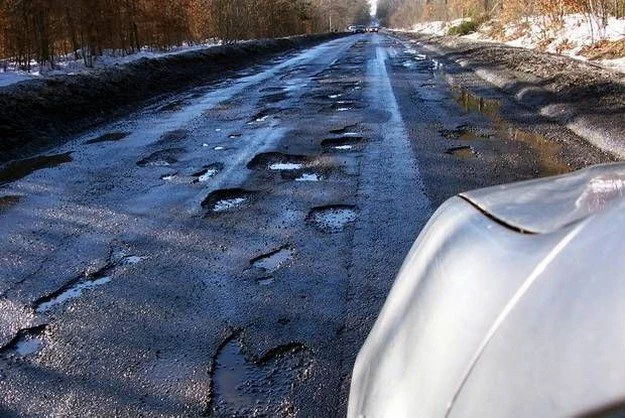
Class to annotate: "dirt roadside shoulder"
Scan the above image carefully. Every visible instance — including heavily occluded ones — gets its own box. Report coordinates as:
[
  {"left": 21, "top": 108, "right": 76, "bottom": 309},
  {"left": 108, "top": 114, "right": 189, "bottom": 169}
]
[
  {"left": 394, "top": 31, "right": 625, "bottom": 159},
  {"left": 0, "top": 33, "right": 348, "bottom": 164}
]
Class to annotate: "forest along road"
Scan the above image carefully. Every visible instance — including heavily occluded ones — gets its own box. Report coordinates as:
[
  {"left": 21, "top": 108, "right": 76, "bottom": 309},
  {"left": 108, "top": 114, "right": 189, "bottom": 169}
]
[{"left": 0, "top": 33, "right": 615, "bottom": 416}]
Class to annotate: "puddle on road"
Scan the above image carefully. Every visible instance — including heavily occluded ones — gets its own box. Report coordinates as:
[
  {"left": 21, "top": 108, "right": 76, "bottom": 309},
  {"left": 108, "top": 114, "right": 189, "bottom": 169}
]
[
  {"left": 307, "top": 205, "right": 359, "bottom": 233},
  {"left": 202, "top": 189, "right": 256, "bottom": 214},
  {"left": 229, "top": 133, "right": 242, "bottom": 139},
  {"left": 2, "top": 325, "right": 48, "bottom": 357},
  {"left": 193, "top": 163, "right": 223, "bottom": 183},
  {"left": 0, "top": 153, "right": 73, "bottom": 185},
  {"left": 450, "top": 86, "right": 571, "bottom": 176},
  {"left": 440, "top": 126, "right": 485, "bottom": 141},
  {"left": 247, "top": 152, "right": 310, "bottom": 171},
  {"left": 446, "top": 145, "right": 477, "bottom": 159},
  {"left": 0, "top": 195, "right": 23, "bottom": 212},
  {"left": 210, "top": 336, "right": 312, "bottom": 416},
  {"left": 250, "top": 247, "right": 295, "bottom": 274},
  {"left": 248, "top": 108, "right": 282, "bottom": 123},
  {"left": 260, "top": 92, "right": 288, "bottom": 104},
  {"left": 85, "top": 132, "right": 130, "bottom": 144},
  {"left": 34, "top": 275, "right": 112, "bottom": 314},
  {"left": 452, "top": 86, "right": 501, "bottom": 121},
  {"left": 136, "top": 148, "right": 184, "bottom": 167}
]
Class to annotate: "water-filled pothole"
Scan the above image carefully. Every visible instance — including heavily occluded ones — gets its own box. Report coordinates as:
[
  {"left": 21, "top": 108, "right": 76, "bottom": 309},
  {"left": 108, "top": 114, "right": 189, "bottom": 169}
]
[
  {"left": 321, "top": 136, "right": 365, "bottom": 151},
  {"left": 136, "top": 148, "right": 184, "bottom": 167},
  {"left": 260, "top": 92, "right": 288, "bottom": 104},
  {"left": 193, "top": 163, "right": 223, "bottom": 183},
  {"left": 295, "top": 173, "right": 323, "bottom": 182},
  {"left": 34, "top": 274, "right": 112, "bottom": 314},
  {"left": 0, "top": 195, "right": 23, "bottom": 212},
  {"left": 85, "top": 132, "right": 130, "bottom": 144},
  {"left": 228, "top": 133, "right": 242, "bottom": 139},
  {"left": 247, "top": 153, "right": 311, "bottom": 171},
  {"left": 307, "top": 205, "right": 359, "bottom": 233},
  {"left": 209, "top": 335, "right": 312, "bottom": 416},
  {"left": 446, "top": 146, "right": 477, "bottom": 159},
  {"left": 249, "top": 108, "right": 281, "bottom": 123},
  {"left": 250, "top": 246, "right": 295, "bottom": 274},
  {"left": 202, "top": 189, "right": 256, "bottom": 214},
  {"left": 2, "top": 325, "right": 48, "bottom": 357},
  {"left": 0, "top": 153, "right": 73, "bottom": 186}
]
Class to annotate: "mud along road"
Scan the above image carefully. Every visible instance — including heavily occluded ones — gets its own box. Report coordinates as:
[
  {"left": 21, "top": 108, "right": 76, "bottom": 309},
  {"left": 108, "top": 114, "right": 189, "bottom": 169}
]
[{"left": 0, "top": 33, "right": 615, "bottom": 416}]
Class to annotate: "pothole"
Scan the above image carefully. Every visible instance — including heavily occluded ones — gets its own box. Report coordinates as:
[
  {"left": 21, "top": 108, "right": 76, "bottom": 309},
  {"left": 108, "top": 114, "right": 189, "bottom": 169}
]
[
  {"left": 209, "top": 335, "right": 312, "bottom": 416},
  {"left": 228, "top": 133, "right": 242, "bottom": 139},
  {"left": 158, "top": 99, "right": 186, "bottom": 112},
  {"left": 329, "top": 124, "right": 359, "bottom": 135},
  {"left": 202, "top": 189, "right": 256, "bottom": 214},
  {"left": 321, "top": 136, "right": 365, "bottom": 151},
  {"left": 136, "top": 148, "right": 184, "bottom": 167},
  {"left": 259, "top": 86, "right": 285, "bottom": 93},
  {"left": 247, "top": 153, "right": 311, "bottom": 171},
  {"left": 85, "top": 131, "right": 130, "bottom": 144},
  {"left": 193, "top": 163, "right": 223, "bottom": 183},
  {"left": 260, "top": 92, "right": 288, "bottom": 104},
  {"left": 307, "top": 205, "right": 359, "bottom": 233},
  {"left": 0, "top": 153, "right": 73, "bottom": 186},
  {"left": 0, "top": 195, "right": 23, "bottom": 212},
  {"left": 1, "top": 325, "right": 48, "bottom": 357},
  {"left": 34, "top": 272, "right": 112, "bottom": 314},
  {"left": 250, "top": 246, "right": 295, "bottom": 275},
  {"left": 446, "top": 146, "right": 477, "bottom": 159},
  {"left": 295, "top": 173, "right": 323, "bottom": 182},
  {"left": 248, "top": 108, "right": 281, "bottom": 123},
  {"left": 157, "top": 129, "right": 188, "bottom": 145}
]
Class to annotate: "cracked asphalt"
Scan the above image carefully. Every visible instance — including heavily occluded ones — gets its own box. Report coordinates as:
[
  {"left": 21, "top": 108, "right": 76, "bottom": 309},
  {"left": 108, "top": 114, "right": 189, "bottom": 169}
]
[{"left": 0, "top": 33, "right": 616, "bottom": 416}]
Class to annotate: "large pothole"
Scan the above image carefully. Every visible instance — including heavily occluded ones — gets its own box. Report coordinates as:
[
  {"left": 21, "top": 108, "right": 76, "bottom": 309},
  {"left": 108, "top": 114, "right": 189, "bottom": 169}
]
[
  {"left": 247, "top": 152, "right": 312, "bottom": 171},
  {"left": 321, "top": 136, "right": 365, "bottom": 152},
  {"left": 85, "top": 131, "right": 130, "bottom": 144},
  {"left": 307, "top": 205, "right": 359, "bottom": 233},
  {"left": 209, "top": 334, "right": 313, "bottom": 416},
  {"left": 136, "top": 148, "right": 184, "bottom": 167},
  {"left": 0, "top": 153, "right": 73, "bottom": 185},
  {"left": 202, "top": 189, "right": 256, "bottom": 214}
]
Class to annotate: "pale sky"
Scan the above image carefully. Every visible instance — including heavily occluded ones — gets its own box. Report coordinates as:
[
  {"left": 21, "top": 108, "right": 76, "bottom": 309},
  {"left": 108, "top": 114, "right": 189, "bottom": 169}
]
[{"left": 369, "top": 0, "right": 377, "bottom": 16}]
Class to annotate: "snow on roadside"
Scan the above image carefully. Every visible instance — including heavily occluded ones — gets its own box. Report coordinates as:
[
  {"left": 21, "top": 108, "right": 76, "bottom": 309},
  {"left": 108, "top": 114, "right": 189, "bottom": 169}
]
[
  {"left": 0, "top": 40, "right": 221, "bottom": 88},
  {"left": 409, "top": 14, "right": 625, "bottom": 74}
]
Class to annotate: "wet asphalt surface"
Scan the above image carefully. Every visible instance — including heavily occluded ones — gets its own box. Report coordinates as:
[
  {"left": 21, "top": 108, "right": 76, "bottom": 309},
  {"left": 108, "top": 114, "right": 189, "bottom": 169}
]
[{"left": 0, "top": 33, "right": 615, "bottom": 416}]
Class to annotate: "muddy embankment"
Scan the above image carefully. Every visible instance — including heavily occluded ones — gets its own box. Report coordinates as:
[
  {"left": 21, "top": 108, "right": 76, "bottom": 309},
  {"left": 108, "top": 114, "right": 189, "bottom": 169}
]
[
  {"left": 395, "top": 32, "right": 625, "bottom": 159},
  {"left": 0, "top": 33, "right": 348, "bottom": 163}
]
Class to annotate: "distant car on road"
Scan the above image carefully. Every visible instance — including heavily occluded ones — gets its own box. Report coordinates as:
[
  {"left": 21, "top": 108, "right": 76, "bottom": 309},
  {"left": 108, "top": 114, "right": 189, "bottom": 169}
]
[
  {"left": 367, "top": 26, "right": 379, "bottom": 33},
  {"left": 349, "top": 163, "right": 625, "bottom": 417},
  {"left": 354, "top": 25, "right": 367, "bottom": 33}
]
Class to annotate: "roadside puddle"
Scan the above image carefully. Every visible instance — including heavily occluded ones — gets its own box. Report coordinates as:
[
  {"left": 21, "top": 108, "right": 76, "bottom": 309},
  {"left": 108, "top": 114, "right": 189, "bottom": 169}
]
[
  {"left": 440, "top": 126, "right": 485, "bottom": 141},
  {"left": 451, "top": 86, "right": 571, "bottom": 176},
  {"left": 307, "top": 205, "right": 359, "bottom": 233},
  {"left": 202, "top": 189, "right": 255, "bottom": 214},
  {"left": 85, "top": 131, "right": 130, "bottom": 144},
  {"left": 0, "top": 153, "right": 73, "bottom": 185},
  {"left": 210, "top": 335, "right": 312, "bottom": 415},
  {"left": 330, "top": 124, "right": 359, "bottom": 135},
  {"left": 446, "top": 146, "right": 476, "bottom": 159},
  {"left": 34, "top": 275, "right": 112, "bottom": 314}
]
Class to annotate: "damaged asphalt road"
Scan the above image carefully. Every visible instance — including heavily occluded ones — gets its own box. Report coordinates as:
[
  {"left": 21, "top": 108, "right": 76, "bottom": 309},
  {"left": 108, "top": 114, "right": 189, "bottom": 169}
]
[{"left": 0, "top": 33, "right": 616, "bottom": 416}]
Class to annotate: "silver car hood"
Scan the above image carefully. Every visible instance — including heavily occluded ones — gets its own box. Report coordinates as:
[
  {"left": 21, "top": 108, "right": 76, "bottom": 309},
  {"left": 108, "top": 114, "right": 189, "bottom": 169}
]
[
  {"left": 349, "top": 163, "right": 625, "bottom": 417},
  {"left": 461, "top": 163, "right": 625, "bottom": 234}
]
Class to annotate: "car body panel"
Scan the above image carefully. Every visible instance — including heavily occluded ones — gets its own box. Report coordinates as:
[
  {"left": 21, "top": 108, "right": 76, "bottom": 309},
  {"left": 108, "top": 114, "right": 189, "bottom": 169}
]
[{"left": 348, "top": 163, "right": 625, "bottom": 417}]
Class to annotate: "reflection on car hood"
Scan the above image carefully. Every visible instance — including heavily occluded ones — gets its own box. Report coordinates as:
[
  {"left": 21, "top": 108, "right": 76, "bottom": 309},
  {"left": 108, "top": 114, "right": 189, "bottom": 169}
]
[{"left": 461, "top": 162, "right": 625, "bottom": 234}]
